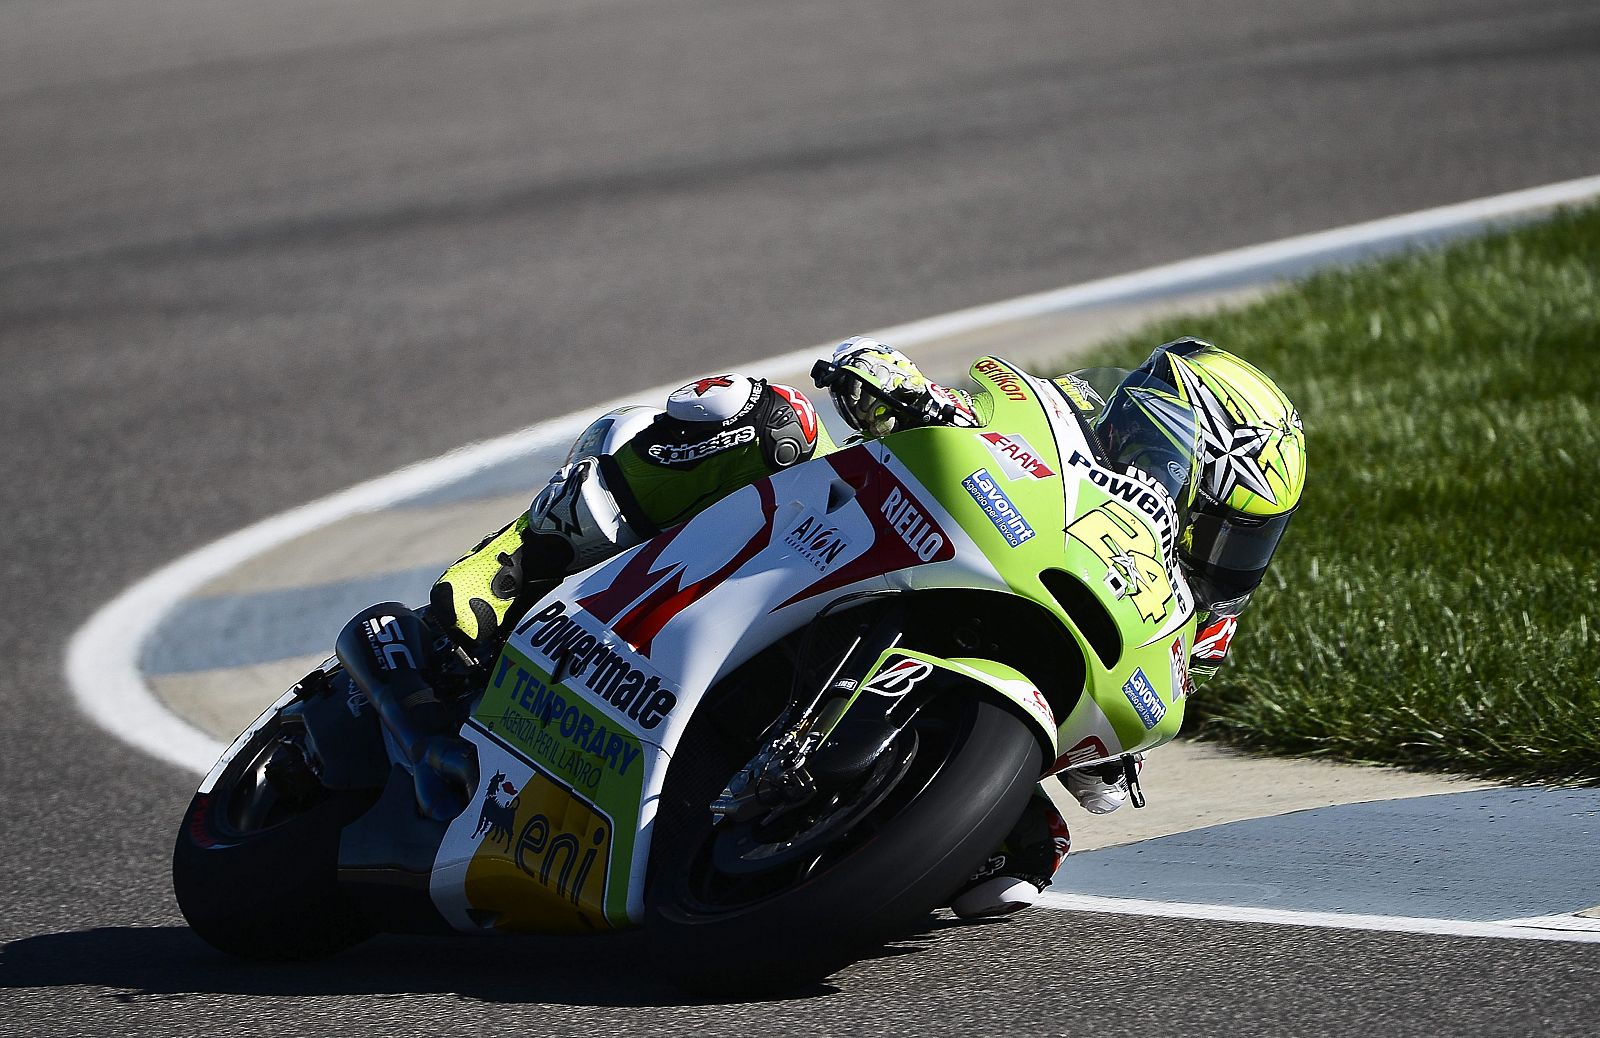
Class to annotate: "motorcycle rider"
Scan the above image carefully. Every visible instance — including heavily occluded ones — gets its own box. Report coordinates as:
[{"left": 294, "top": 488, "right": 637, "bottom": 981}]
[{"left": 344, "top": 334, "right": 1306, "bottom": 918}]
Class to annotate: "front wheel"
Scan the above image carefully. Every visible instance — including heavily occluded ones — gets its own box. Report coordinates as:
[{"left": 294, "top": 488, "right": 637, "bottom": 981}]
[
  {"left": 172, "top": 706, "right": 377, "bottom": 959},
  {"left": 645, "top": 696, "right": 1042, "bottom": 991}
]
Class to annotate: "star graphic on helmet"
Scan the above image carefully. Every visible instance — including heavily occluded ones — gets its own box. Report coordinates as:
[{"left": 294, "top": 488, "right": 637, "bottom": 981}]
[
  {"left": 1170, "top": 358, "right": 1281, "bottom": 506},
  {"left": 689, "top": 375, "right": 736, "bottom": 396}
]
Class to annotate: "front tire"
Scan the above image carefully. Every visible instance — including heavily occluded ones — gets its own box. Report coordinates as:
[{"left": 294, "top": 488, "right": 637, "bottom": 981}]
[
  {"left": 172, "top": 707, "right": 377, "bottom": 959},
  {"left": 645, "top": 696, "right": 1041, "bottom": 991}
]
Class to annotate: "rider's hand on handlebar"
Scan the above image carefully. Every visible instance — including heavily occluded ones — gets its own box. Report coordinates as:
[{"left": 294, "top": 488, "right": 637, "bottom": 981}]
[{"left": 812, "top": 337, "right": 976, "bottom": 437}]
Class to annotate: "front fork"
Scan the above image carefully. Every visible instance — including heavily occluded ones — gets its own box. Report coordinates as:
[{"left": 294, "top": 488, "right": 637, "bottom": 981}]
[{"left": 712, "top": 601, "right": 1060, "bottom": 824}]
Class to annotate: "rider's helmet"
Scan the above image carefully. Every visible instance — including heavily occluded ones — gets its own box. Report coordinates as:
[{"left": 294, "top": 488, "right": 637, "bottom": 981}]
[{"left": 1116, "top": 338, "right": 1306, "bottom": 610}]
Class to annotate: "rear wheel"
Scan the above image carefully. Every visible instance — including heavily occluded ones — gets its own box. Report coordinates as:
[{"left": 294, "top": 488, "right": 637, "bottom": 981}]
[
  {"left": 172, "top": 707, "right": 377, "bottom": 959},
  {"left": 645, "top": 695, "right": 1041, "bottom": 992}
]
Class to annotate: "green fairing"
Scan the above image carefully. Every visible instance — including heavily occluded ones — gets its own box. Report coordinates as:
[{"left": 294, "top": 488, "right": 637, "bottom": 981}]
[{"left": 885, "top": 357, "right": 1194, "bottom": 757}]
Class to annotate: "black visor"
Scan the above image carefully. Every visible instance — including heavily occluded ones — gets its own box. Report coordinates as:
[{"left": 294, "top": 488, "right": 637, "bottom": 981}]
[{"left": 1181, "top": 501, "right": 1296, "bottom": 604}]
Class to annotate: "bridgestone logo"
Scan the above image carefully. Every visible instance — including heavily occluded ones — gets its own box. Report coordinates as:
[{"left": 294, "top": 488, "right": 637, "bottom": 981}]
[{"left": 513, "top": 602, "right": 678, "bottom": 730}]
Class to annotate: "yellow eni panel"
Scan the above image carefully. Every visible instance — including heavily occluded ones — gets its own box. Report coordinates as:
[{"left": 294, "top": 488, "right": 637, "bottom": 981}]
[{"left": 464, "top": 768, "right": 613, "bottom": 933}]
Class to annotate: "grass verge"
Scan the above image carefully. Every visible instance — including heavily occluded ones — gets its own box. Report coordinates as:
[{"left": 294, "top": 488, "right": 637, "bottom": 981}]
[{"left": 1071, "top": 203, "right": 1600, "bottom": 785}]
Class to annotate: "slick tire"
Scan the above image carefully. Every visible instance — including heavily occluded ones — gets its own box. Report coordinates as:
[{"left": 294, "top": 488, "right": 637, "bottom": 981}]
[
  {"left": 172, "top": 711, "right": 377, "bottom": 960},
  {"left": 645, "top": 696, "right": 1041, "bottom": 993}
]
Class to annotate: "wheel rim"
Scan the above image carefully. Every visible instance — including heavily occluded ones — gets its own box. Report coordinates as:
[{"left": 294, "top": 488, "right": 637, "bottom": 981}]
[
  {"left": 681, "top": 704, "right": 969, "bottom": 915},
  {"left": 214, "top": 722, "right": 324, "bottom": 840}
]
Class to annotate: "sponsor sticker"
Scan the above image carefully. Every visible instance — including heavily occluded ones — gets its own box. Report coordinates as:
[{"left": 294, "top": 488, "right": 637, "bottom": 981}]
[
  {"left": 509, "top": 602, "right": 678, "bottom": 732},
  {"left": 1063, "top": 449, "right": 1178, "bottom": 557},
  {"left": 783, "top": 513, "right": 851, "bottom": 573},
  {"left": 1053, "top": 373, "right": 1101, "bottom": 413},
  {"left": 1121, "top": 667, "right": 1167, "bottom": 730},
  {"left": 973, "top": 357, "right": 1030, "bottom": 402},
  {"left": 978, "top": 432, "right": 1056, "bottom": 481},
  {"left": 879, "top": 483, "right": 948, "bottom": 561},
  {"left": 464, "top": 767, "right": 615, "bottom": 932},
  {"left": 1169, "top": 635, "right": 1195, "bottom": 703},
  {"left": 962, "top": 468, "right": 1037, "bottom": 547},
  {"left": 862, "top": 656, "right": 935, "bottom": 698}
]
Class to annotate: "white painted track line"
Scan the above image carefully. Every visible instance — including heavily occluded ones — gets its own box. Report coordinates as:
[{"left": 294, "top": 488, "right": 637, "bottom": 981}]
[
  {"left": 1036, "top": 893, "right": 1600, "bottom": 944},
  {"left": 67, "top": 173, "right": 1600, "bottom": 780}
]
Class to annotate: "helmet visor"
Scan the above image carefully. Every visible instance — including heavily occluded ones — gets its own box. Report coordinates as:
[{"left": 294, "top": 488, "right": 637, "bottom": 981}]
[
  {"left": 1091, "top": 371, "right": 1201, "bottom": 507},
  {"left": 1182, "top": 501, "right": 1295, "bottom": 602}
]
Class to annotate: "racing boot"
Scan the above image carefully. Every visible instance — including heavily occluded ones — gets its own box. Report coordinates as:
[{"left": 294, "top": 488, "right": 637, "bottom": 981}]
[
  {"left": 950, "top": 786, "right": 1072, "bottom": 919},
  {"left": 1062, "top": 757, "right": 1140, "bottom": 815}
]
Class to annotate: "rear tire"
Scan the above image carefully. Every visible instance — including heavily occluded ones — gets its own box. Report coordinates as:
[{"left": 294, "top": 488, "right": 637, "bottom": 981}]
[
  {"left": 645, "top": 696, "right": 1041, "bottom": 992},
  {"left": 172, "top": 708, "right": 377, "bottom": 959}
]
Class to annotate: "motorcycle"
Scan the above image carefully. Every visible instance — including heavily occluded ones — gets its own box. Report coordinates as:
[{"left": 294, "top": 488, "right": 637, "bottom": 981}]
[{"left": 173, "top": 355, "right": 1201, "bottom": 991}]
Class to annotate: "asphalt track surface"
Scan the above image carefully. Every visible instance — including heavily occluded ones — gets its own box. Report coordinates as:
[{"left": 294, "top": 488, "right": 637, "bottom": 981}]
[{"left": 4, "top": 1, "right": 1599, "bottom": 1033}]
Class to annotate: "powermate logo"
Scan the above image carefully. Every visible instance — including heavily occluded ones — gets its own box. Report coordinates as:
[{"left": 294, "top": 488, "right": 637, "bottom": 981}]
[
  {"left": 1064, "top": 449, "right": 1178, "bottom": 556},
  {"left": 511, "top": 601, "right": 678, "bottom": 731},
  {"left": 1122, "top": 667, "right": 1166, "bottom": 730},
  {"left": 974, "top": 358, "right": 1029, "bottom": 402},
  {"left": 962, "top": 469, "right": 1036, "bottom": 547},
  {"left": 978, "top": 432, "right": 1055, "bottom": 481}
]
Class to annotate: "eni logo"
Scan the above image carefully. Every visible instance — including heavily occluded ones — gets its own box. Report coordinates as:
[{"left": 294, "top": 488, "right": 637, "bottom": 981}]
[{"left": 514, "top": 815, "right": 609, "bottom": 906}]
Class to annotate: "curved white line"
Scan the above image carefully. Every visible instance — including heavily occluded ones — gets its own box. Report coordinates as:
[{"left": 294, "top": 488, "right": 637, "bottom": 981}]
[
  {"left": 1036, "top": 892, "right": 1600, "bottom": 944},
  {"left": 66, "top": 173, "right": 1600, "bottom": 776}
]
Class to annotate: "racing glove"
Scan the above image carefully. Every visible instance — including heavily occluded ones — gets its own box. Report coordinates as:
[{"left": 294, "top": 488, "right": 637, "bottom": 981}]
[{"left": 813, "top": 336, "right": 978, "bottom": 438}]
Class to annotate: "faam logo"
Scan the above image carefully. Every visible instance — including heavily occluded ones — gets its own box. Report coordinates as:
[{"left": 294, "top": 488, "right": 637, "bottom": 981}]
[
  {"left": 863, "top": 656, "right": 935, "bottom": 698},
  {"left": 784, "top": 513, "right": 850, "bottom": 572},
  {"left": 1121, "top": 667, "right": 1167, "bottom": 730},
  {"left": 974, "top": 358, "right": 1030, "bottom": 402},
  {"left": 978, "top": 432, "right": 1056, "bottom": 481},
  {"left": 962, "top": 468, "right": 1037, "bottom": 547}
]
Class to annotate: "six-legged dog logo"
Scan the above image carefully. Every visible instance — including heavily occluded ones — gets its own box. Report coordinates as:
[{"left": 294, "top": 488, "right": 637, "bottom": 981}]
[{"left": 473, "top": 771, "right": 520, "bottom": 848}]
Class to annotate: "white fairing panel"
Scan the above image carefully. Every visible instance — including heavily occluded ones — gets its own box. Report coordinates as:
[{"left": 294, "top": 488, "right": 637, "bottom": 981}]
[{"left": 429, "top": 441, "right": 1003, "bottom": 925}]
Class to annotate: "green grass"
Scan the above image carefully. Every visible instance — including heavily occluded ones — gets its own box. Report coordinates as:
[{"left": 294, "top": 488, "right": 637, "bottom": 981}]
[{"left": 1070, "top": 204, "right": 1600, "bottom": 785}]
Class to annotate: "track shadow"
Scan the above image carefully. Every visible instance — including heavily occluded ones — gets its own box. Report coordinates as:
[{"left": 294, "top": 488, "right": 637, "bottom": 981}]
[
  {"left": 0, "top": 926, "right": 825, "bottom": 1007},
  {"left": 0, "top": 918, "right": 980, "bottom": 1006}
]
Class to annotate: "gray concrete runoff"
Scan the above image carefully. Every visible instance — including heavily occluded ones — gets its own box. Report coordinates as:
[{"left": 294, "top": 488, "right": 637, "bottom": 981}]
[{"left": 144, "top": 228, "right": 1599, "bottom": 929}]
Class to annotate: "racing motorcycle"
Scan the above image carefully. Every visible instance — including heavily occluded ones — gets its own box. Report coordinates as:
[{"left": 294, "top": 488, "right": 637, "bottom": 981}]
[{"left": 173, "top": 355, "right": 1202, "bottom": 991}]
